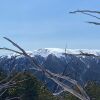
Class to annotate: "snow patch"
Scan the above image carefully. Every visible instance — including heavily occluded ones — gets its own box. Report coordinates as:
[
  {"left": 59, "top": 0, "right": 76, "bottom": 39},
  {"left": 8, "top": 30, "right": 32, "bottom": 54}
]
[{"left": 1, "top": 48, "right": 100, "bottom": 58}]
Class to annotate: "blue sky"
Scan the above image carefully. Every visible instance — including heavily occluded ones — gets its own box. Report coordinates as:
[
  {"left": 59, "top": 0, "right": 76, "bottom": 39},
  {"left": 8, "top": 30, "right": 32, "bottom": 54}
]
[{"left": 0, "top": 0, "right": 100, "bottom": 52}]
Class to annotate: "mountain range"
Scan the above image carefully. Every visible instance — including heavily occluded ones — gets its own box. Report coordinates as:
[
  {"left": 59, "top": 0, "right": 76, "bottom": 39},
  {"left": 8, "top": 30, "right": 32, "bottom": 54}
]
[{"left": 0, "top": 48, "right": 100, "bottom": 91}]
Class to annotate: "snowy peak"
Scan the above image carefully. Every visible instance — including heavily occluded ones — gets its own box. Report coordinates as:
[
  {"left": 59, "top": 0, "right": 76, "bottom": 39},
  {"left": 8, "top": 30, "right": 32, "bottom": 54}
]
[
  {"left": 1, "top": 48, "right": 100, "bottom": 58},
  {"left": 33, "top": 48, "right": 64, "bottom": 57},
  {"left": 33, "top": 48, "right": 100, "bottom": 57}
]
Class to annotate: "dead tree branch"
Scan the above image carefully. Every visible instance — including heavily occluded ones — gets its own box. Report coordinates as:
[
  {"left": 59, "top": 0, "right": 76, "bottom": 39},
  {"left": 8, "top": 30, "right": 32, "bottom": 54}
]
[
  {"left": 70, "top": 10, "right": 100, "bottom": 14},
  {"left": 70, "top": 10, "right": 100, "bottom": 25},
  {"left": 70, "top": 10, "right": 100, "bottom": 19},
  {"left": 0, "top": 37, "right": 90, "bottom": 100}
]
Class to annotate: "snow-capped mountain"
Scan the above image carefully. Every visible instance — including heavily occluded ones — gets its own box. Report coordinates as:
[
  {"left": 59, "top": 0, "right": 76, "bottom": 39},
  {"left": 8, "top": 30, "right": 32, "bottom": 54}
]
[
  {"left": 33, "top": 48, "right": 100, "bottom": 57},
  {"left": 0, "top": 48, "right": 100, "bottom": 91}
]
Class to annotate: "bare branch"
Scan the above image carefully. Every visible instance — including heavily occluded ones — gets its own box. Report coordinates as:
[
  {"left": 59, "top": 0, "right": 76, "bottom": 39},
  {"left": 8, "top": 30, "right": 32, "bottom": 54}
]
[
  {"left": 70, "top": 10, "right": 100, "bottom": 20},
  {"left": 3, "top": 37, "right": 26, "bottom": 55},
  {"left": 0, "top": 89, "right": 7, "bottom": 97},
  {"left": 50, "top": 77, "right": 89, "bottom": 100},
  {"left": 0, "top": 37, "right": 90, "bottom": 100},
  {"left": 70, "top": 10, "right": 100, "bottom": 14},
  {"left": 87, "top": 21, "right": 100, "bottom": 25},
  {"left": 53, "top": 90, "right": 65, "bottom": 96},
  {"left": 0, "top": 47, "right": 23, "bottom": 55}
]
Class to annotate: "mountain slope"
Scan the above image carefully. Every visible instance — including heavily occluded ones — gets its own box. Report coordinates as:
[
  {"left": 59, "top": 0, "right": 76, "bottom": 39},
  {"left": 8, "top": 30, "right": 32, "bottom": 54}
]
[{"left": 0, "top": 48, "right": 100, "bottom": 91}]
